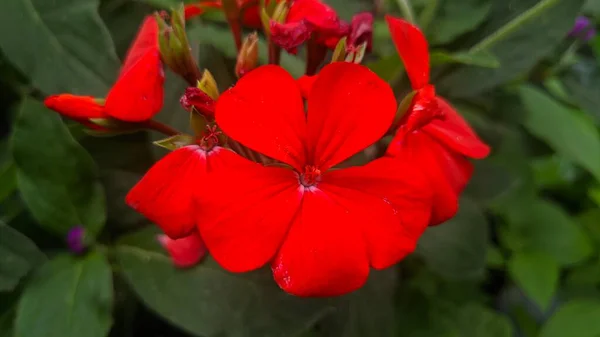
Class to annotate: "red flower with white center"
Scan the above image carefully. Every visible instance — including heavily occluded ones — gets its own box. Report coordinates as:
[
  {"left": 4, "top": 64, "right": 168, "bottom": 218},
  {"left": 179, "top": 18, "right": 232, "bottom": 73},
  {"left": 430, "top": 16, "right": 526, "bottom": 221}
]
[
  {"left": 126, "top": 127, "right": 237, "bottom": 239},
  {"left": 44, "top": 16, "right": 164, "bottom": 126},
  {"left": 157, "top": 232, "right": 207, "bottom": 268},
  {"left": 384, "top": 16, "right": 490, "bottom": 225},
  {"left": 194, "top": 62, "right": 433, "bottom": 297}
]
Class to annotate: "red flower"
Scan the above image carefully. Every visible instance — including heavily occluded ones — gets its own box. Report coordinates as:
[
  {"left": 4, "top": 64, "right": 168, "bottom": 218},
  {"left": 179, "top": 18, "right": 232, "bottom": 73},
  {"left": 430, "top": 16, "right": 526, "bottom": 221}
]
[
  {"left": 105, "top": 16, "right": 164, "bottom": 122},
  {"left": 195, "top": 63, "right": 432, "bottom": 297},
  {"left": 385, "top": 16, "right": 490, "bottom": 225},
  {"left": 126, "top": 145, "right": 238, "bottom": 239},
  {"left": 184, "top": 0, "right": 275, "bottom": 29},
  {"left": 44, "top": 94, "right": 106, "bottom": 121},
  {"left": 157, "top": 232, "right": 207, "bottom": 268},
  {"left": 180, "top": 87, "right": 216, "bottom": 118}
]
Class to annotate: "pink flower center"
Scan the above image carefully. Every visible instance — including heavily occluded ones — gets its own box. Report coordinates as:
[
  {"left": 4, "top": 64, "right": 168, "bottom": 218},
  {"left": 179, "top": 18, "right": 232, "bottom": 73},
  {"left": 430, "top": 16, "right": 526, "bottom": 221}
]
[{"left": 300, "top": 165, "right": 321, "bottom": 187}]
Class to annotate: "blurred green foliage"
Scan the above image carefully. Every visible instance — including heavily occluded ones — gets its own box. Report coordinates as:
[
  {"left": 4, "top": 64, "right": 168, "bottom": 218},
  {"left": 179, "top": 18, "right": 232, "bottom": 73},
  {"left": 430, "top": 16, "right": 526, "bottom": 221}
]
[{"left": 1, "top": 0, "right": 600, "bottom": 336}]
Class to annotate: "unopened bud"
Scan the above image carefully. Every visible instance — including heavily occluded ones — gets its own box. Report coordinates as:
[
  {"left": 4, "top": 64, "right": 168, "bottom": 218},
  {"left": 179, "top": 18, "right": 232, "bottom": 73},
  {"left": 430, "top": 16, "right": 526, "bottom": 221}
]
[
  {"left": 66, "top": 226, "right": 89, "bottom": 254},
  {"left": 197, "top": 70, "right": 220, "bottom": 100},
  {"left": 157, "top": 232, "right": 206, "bottom": 268},
  {"left": 156, "top": 7, "right": 202, "bottom": 85},
  {"left": 236, "top": 33, "right": 259, "bottom": 78},
  {"left": 180, "top": 87, "right": 216, "bottom": 119},
  {"left": 347, "top": 12, "right": 373, "bottom": 52},
  {"left": 270, "top": 19, "right": 313, "bottom": 54}
]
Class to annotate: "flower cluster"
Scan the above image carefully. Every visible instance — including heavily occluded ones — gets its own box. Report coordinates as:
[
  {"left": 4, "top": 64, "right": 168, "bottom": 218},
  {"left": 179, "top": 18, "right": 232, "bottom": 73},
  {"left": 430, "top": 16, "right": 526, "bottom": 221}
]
[{"left": 45, "top": 1, "right": 489, "bottom": 297}]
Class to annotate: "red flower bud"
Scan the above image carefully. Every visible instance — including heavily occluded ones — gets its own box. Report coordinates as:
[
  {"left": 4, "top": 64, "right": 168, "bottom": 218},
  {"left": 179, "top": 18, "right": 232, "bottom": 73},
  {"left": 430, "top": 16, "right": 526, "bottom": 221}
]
[
  {"left": 157, "top": 232, "right": 206, "bottom": 268},
  {"left": 180, "top": 87, "right": 216, "bottom": 118},
  {"left": 44, "top": 94, "right": 106, "bottom": 121},
  {"left": 236, "top": 32, "right": 259, "bottom": 77},
  {"left": 347, "top": 12, "right": 373, "bottom": 52},
  {"left": 270, "top": 19, "right": 313, "bottom": 54}
]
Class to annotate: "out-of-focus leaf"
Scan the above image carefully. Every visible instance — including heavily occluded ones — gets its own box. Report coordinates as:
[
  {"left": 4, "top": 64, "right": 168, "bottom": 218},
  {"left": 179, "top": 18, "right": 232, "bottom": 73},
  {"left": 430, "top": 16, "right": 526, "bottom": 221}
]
[
  {"left": 563, "top": 58, "right": 600, "bottom": 125},
  {"left": 0, "top": 0, "right": 120, "bottom": 95},
  {"left": 417, "top": 197, "right": 489, "bottom": 280},
  {"left": 0, "top": 292, "right": 19, "bottom": 337},
  {"left": 413, "top": 304, "right": 513, "bottom": 337},
  {"left": 324, "top": 0, "right": 373, "bottom": 21},
  {"left": 11, "top": 98, "right": 106, "bottom": 237},
  {"left": 429, "top": 0, "right": 492, "bottom": 45},
  {"left": 14, "top": 252, "right": 113, "bottom": 337},
  {"left": 438, "top": 0, "right": 585, "bottom": 98},
  {"left": 188, "top": 23, "right": 306, "bottom": 78},
  {"left": 317, "top": 269, "right": 397, "bottom": 337},
  {"left": 503, "top": 198, "right": 593, "bottom": 266},
  {"left": 532, "top": 155, "right": 579, "bottom": 188},
  {"left": 539, "top": 300, "right": 600, "bottom": 337},
  {"left": 487, "top": 245, "right": 505, "bottom": 268},
  {"left": 0, "top": 221, "right": 45, "bottom": 292},
  {"left": 508, "top": 252, "right": 559, "bottom": 311},
  {"left": 519, "top": 85, "right": 600, "bottom": 182},
  {"left": 100, "top": 0, "right": 150, "bottom": 58},
  {"left": 430, "top": 50, "right": 500, "bottom": 68},
  {"left": 0, "top": 160, "right": 16, "bottom": 204},
  {"left": 366, "top": 54, "right": 404, "bottom": 82},
  {"left": 584, "top": 0, "right": 600, "bottom": 14},
  {"left": 116, "top": 227, "right": 333, "bottom": 337}
]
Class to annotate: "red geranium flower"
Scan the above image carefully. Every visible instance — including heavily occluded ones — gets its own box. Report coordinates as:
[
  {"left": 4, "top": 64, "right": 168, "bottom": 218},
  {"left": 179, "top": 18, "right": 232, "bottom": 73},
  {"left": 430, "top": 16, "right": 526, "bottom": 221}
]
[
  {"left": 194, "top": 62, "right": 433, "bottom": 297},
  {"left": 45, "top": 16, "right": 164, "bottom": 125},
  {"left": 384, "top": 16, "right": 490, "bottom": 225},
  {"left": 184, "top": 0, "right": 274, "bottom": 28}
]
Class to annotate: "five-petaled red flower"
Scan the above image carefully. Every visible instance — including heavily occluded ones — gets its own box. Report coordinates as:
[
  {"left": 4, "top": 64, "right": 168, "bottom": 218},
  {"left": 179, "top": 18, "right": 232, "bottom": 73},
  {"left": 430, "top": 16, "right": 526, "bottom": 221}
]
[
  {"left": 194, "top": 62, "right": 433, "bottom": 297},
  {"left": 384, "top": 16, "right": 490, "bottom": 225}
]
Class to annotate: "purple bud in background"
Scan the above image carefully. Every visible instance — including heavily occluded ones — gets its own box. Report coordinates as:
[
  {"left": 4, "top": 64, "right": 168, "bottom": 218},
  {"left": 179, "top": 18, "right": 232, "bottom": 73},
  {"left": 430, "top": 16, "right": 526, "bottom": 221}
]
[
  {"left": 66, "top": 226, "right": 87, "bottom": 254},
  {"left": 568, "top": 16, "right": 596, "bottom": 42}
]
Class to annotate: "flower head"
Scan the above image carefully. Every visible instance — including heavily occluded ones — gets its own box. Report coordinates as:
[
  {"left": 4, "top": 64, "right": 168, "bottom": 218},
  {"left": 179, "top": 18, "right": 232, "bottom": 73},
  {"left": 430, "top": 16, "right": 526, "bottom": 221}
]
[
  {"left": 385, "top": 16, "right": 490, "bottom": 225},
  {"left": 195, "top": 63, "right": 433, "bottom": 296}
]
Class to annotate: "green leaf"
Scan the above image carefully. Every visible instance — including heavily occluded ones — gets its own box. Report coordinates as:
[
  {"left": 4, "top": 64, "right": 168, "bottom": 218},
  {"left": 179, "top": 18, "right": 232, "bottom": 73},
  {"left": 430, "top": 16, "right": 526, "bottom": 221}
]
[
  {"left": 413, "top": 304, "right": 513, "bottom": 337},
  {"left": 429, "top": 0, "right": 492, "bottom": 45},
  {"left": 0, "top": 222, "right": 45, "bottom": 292},
  {"left": 438, "top": 0, "right": 586, "bottom": 97},
  {"left": 503, "top": 198, "right": 593, "bottom": 266},
  {"left": 563, "top": 58, "right": 600, "bottom": 125},
  {"left": 540, "top": 300, "right": 600, "bottom": 337},
  {"left": 187, "top": 23, "right": 306, "bottom": 78},
  {"left": 116, "top": 228, "right": 333, "bottom": 337},
  {"left": 430, "top": 50, "right": 500, "bottom": 68},
  {"left": 508, "top": 252, "right": 559, "bottom": 311},
  {"left": 0, "top": 0, "right": 120, "bottom": 95},
  {"left": 14, "top": 252, "right": 113, "bottom": 337},
  {"left": 11, "top": 98, "right": 106, "bottom": 237},
  {"left": 416, "top": 197, "right": 489, "bottom": 280},
  {"left": 0, "top": 159, "right": 17, "bottom": 204},
  {"left": 519, "top": 85, "right": 600, "bottom": 182}
]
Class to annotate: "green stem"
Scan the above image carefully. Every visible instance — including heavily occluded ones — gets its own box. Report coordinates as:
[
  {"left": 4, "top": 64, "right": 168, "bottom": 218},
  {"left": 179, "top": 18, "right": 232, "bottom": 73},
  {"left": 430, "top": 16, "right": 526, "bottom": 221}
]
[{"left": 396, "top": 0, "right": 415, "bottom": 23}]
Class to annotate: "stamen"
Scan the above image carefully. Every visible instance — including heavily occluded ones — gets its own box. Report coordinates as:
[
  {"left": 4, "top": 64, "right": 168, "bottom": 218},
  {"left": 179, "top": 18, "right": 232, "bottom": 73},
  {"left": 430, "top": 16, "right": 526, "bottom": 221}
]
[{"left": 300, "top": 165, "right": 321, "bottom": 187}]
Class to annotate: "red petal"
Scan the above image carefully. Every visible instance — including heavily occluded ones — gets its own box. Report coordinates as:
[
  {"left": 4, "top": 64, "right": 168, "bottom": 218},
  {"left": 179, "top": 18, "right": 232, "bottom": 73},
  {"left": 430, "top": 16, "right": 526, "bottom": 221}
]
[
  {"left": 126, "top": 146, "right": 234, "bottom": 239},
  {"left": 120, "top": 16, "right": 160, "bottom": 77},
  {"left": 44, "top": 94, "right": 106, "bottom": 120},
  {"left": 271, "top": 189, "right": 369, "bottom": 297},
  {"left": 157, "top": 232, "right": 206, "bottom": 268},
  {"left": 348, "top": 12, "right": 373, "bottom": 51},
  {"left": 195, "top": 154, "right": 302, "bottom": 273},
  {"left": 387, "top": 131, "right": 463, "bottom": 225},
  {"left": 320, "top": 157, "right": 432, "bottom": 269},
  {"left": 423, "top": 98, "right": 490, "bottom": 159},
  {"left": 287, "top": 0, "right": 341, "bottom": 33},
  {"left": 385, "top": 15, "right": 429, "bottom": 90},
  {"left": 270, "top": 20, "right": 313, "bottom": 54},
  {"left": 296, "top": 75, "right": 317, "bottom": 98},
  {"left": 215, "top": 65, "right": 307, "bottom": 170},
  {"left": 306, "top": 62, "right": 396, "bottom": 170},
  {"left": 184, "top": 2, "right": 222, "bottom": 20}
]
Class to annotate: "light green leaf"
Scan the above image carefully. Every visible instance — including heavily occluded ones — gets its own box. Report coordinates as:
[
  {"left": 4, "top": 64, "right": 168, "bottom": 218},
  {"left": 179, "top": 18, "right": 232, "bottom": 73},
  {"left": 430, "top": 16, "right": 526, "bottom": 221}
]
[
  {"left": 519, "top": 85, "right": 600, "bottom": 182},
  {"left": 11, "top": 98, "right": 106, "bottom": 237},
  {"left": 438, "top": 0, "right": 585, "bottom": 97},
  {"left": 540, "top": 300, "right": 600, "bottom": 337},
  {"left": 0, "top": 0, "right": 120, "bottom": 95},
  {"left": 0, "top": 222, "right": 45, "bottom": 292},
  {"left": 429, "top": 0, "right": 492, "bottom": 45},
  {"left": 14, "top": 252, "right": 113, "bottom": 337},
  {"left": 430, "top": 50, "right": 500, "bottom": 68},
  {"left": 508, "top": 252, "right": 559, "bottom": 311},
  {"left": 417, "top": 197, "right": 489, "bottom": 280},
  {"left": 116, "top": 228, "right": 333, "bottom": 337}
]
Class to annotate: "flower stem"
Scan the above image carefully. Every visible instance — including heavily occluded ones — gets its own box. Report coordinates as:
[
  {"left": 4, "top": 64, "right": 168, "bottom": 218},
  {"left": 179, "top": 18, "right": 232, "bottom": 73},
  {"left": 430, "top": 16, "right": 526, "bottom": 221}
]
[
  {"left": 268, "top": 41, "right": 281, "bottom": 65},
  {"left": 396, "top": 0, "right": 415, "bottom": 23},
  {"left": 144, "top": 120, "right": 180, "bottom": 136}
]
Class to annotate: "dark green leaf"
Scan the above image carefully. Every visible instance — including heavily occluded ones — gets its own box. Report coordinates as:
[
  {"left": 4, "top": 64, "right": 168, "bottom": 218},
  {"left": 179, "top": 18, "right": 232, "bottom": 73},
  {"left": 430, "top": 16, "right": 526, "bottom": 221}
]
[
  {"left": 508, "top": 252, "right": 559, "bottom": 311},
  {"left": 324, "top": 0, "right": 373, "bottom": 21},
  {"left": 430, "top": 50, "right": 500, "bottom": 68},
  {"left": 519, "top": 85, "right": 600, "bottom": 182},
  {"left": 429, "top": 0, "right": 492, "bottom": 45},
  {"left": 503, "top": 198, "right": 593, "bottom": 266},
  {"left": 0, "top": 0, "right": 120, "bottom": 95},
  {"left": 438, "top": 0, "right": 585, "bottom": 97},
  {"left": 540, "top": 300, "right": 600, "bottom": 337},
  {"left": 413, "top": 304, "right": 513, "bottom": 337},
  {"left": 0, "top": 221, "right": 45, "bottom": 292},
  {"left": 0, "top": 159, "right": 16, "bottom": 204},
  {"left": 562, "top": 58, "right": 600, "bottom": 125},
  {"left": 14, "top": 252, "right": 113, "bottom": 337},
  {"left": 416, "top": 197, "right": 489, "bottom": 280},
  {"left": 366, "top": 54, "right": 404, "bottom": 82},
  {"left": 116, "top": 228, "right": 333, "bottom": 337},
  {"left": 11, "top": 98, "right": 106, "bottom": 236}
]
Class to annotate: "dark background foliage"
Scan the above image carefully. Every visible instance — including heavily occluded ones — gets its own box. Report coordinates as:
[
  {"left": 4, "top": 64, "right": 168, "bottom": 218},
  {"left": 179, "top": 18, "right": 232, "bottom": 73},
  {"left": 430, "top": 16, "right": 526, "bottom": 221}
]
[{"left": 1, "top": 0, "right": 600, "bottom": 336}]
